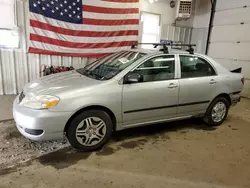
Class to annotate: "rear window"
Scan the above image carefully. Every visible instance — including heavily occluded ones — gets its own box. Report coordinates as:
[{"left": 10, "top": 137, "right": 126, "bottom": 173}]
[{"left": 180, "top": 55, "right": 216, "bottom": 78}]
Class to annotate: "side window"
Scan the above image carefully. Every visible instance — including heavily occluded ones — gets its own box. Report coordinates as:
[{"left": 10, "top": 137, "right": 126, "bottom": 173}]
[
  {"left": 133, "top": 55, "right": 175, "bottom": 82},
  {"left": 180, "top": 55, "right": 216, "bottom": 78}
]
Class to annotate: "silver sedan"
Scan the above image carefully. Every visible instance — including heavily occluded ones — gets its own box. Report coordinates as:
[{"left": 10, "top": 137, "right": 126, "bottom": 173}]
[{"left": 13, "top": 47, "right": 244, "bottom": 151}]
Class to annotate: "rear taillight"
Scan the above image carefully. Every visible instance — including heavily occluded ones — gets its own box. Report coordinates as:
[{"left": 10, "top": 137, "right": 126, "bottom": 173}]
[{"left": 241, "top": 77, "right": 245, "bottom": 85}]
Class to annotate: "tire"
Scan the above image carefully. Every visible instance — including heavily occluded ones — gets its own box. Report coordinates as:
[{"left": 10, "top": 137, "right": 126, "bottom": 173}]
[
  {"left": 203, "top": 97, "right": 230, "bottom": 126},
  {"left": 67, "top": 109, "right": 113, "bottom": 151}
]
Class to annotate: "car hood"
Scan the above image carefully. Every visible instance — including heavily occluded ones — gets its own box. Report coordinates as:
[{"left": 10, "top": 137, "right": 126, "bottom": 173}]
[{"left": 23, "top": 71, "right": 101, "bottom": 96}]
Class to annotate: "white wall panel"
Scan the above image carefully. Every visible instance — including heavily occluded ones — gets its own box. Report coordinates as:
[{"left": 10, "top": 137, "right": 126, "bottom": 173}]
[
  {"left": 1, "top": 50, "right": 17, "bottom": 94},
  {"left": 192, "top": 0, "right": 211, "bottom": 28},
  {"left": 208, "top": 43, "right": 250, "bottom": 62},
  {"left": 213, "top": 7, "right": 250, "bottom": 26},
  {"left": 210, "top": 24, "right": 250, "bottom": 42},
  {"left": 216, "top": 0, "right": 250, "bottom": 11},
  {"left": 191, "top": 28, "right": 208, "bottom": 54},
  {"left": 241, "top": 80, "right": 250, "bottom": 98},
  {"left": 0, "top": 55, "right": 4, "bottom": 95},
  {"left": 14, "top": 51, "right": 29, "bottom": 93},
  {"left": 28, "top": 53, "right": 38, "bottom": 82}
]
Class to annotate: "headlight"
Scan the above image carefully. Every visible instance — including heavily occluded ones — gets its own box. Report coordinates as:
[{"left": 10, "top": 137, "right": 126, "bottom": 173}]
[{"left": 21, "top": 95, "right": 60, "bottom": 109}]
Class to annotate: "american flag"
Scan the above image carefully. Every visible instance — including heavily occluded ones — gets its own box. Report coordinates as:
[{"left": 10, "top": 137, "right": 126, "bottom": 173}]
[{"left": 28, "top": 0, "right": 139, "bottom": 58}]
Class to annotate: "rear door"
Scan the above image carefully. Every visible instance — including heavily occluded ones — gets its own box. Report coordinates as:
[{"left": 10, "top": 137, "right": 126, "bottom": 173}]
[
  {"left": 122, "top": 55, "right": 179, "bottom": 127},
  {"left": 177, "top": 55, "right": 218, "bottom": 116}
]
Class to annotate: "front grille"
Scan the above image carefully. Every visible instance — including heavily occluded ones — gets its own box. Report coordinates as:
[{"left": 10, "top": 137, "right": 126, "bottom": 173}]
[{"left": 19, "top": 91, "right": 25, "bottom": 103}]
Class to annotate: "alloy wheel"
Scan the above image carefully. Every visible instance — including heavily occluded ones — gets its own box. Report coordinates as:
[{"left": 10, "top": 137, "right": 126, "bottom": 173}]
[
  {"left": 211, "top": 101, "right": 227, "bottom": 123},
  {"left": 75, "top": 117, "right": 107, "bottom": 146}
]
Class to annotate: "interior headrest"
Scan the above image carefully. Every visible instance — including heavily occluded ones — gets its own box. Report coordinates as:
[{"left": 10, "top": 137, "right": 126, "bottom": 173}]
[{"left": 196, "top": 63, "right": 208, "bottom": 70}]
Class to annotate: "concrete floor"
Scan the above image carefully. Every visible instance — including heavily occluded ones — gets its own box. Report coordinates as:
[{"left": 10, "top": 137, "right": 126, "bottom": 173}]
[{"left": 0, "top": 99, "right": 250, "bottom": 188}]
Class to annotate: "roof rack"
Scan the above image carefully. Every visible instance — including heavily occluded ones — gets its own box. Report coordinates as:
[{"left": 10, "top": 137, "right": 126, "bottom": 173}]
[{"left": 131, "top": 42, "right": 196, "bottom": 55}]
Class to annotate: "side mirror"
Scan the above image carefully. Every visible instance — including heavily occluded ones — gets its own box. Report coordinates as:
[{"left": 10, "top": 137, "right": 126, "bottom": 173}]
[{"left": 124, "top": 72, "right": 143, "bottom": 84}]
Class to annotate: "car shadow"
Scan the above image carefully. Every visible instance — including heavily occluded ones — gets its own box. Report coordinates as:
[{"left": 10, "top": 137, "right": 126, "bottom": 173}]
[{"left": 112, "top": 118, "right": 216, "bottom": 143}]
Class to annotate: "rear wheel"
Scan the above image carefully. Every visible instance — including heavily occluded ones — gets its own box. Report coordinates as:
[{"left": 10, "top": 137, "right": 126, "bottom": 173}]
[
  {"left": 203, "top": 97, "right": 229, "bottom": 126},
  {"left": 67, "top": 110, "right": 113, "bottom": 151}
]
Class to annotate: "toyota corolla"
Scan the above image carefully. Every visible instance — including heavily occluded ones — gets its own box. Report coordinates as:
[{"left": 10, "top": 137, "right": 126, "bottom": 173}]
[{"left": 13, "top": 45, "right": 244, "bottom": 151}]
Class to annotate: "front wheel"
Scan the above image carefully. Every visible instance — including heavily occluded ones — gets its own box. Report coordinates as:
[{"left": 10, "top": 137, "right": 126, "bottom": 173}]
[
  {"left": 203, "top": 97, "right": 229, "bottom": 126},
  {"left": 67, "top": 110, "right": 113, "bottom": 151}
]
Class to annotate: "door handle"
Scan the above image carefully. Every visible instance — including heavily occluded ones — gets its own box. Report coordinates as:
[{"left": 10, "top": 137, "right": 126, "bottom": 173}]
[
  {"left": 209, "top": 79, "right": 217, "bottom": 84},
  {"left": 167, "top": 83, "right": 178, "bottom": 89}
]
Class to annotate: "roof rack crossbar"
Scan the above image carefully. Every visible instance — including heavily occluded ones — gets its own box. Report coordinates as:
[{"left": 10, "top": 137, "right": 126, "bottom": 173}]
[
  {"left": 131, "top": 43, "right": 170, "bottom": 54},
  {"left": 131, "top": 43, "right": 196, "bottom": 54}
]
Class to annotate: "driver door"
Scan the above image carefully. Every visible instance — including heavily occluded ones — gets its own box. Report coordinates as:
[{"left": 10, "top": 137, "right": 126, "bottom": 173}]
[{"left": 122, "top": 55, "right": 179, "bottom": 127}]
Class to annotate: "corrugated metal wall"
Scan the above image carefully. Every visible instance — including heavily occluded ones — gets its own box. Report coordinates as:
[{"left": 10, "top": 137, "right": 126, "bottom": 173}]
[
  {"left": 0, "top": 1, "right": 192, "bottom": 95},
  {"left": 191, "top": 28, "right": 208, "bottom": 54},
  {"left": 161, "top": 25, "right": 192, "bottom": 46}
]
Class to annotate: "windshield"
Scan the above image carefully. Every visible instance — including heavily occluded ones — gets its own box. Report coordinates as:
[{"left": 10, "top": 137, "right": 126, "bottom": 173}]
[{"left": 76, "top": 51, "right": 145, "bottom": 80}]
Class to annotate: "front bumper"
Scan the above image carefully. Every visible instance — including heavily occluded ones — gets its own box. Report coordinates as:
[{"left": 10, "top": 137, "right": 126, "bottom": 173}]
[{"left": 13, "top": 97, "right": 73, "bottom": 141}]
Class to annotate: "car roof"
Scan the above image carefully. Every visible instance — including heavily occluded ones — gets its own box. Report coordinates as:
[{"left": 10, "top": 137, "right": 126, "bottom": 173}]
[{"left": 127, "top": 48, "right": 231, "bottom": 74}]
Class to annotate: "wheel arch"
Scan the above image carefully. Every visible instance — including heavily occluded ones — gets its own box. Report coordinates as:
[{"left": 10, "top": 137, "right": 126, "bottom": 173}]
[
  {"left": 212, "top": 93, "right": 231, "bottom": 106},
  {"left": 64, "top": 105, "right": 117, "bottom": 135}
]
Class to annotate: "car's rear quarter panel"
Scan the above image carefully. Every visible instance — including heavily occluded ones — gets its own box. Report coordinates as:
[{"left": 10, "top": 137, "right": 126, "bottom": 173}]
[{"left": 229, "top": 73, "right": 244, "bottom": 93}]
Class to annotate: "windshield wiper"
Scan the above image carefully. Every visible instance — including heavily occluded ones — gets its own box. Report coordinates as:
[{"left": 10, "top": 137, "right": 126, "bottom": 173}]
[
  {"left": 89, "top": 71, "right": 102, "bottom": 79},
  {"left": 76, "top": 68, "right": 86, "bottom": 75},
  {"left": 82, "top": 70, "right": 102, "bottom": 80}
]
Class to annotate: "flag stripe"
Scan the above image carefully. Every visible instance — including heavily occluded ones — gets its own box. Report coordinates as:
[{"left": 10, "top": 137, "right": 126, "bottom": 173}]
[
  {"left": 30, "top": 20, "right": 138, "bottom": 37},
  {"left": 30, "top": 33, "right": 136, "bottom": 49},
  {"left": 82, "top": 11, "right": 139, "bottom": 19},
  {"left": 102, "top": 0, "right": 139, "bottom": 2},
  {"left": 30, "top": 27, "right": 137, "bottom": 43},
  {"left": 29, "top": 41, "right": 133, "bottom": 53},
  {"left": 30, "top": 13, "right": 139, "bottom": 31},
  {"left": 83, "top": 0, "right": 138, "bottom": 8},
  {"left": 29, "top": 47, "right": 110, "bottom": 58},
  {"left": 83, "top": 18, "right": 139, "bottom": 25},
  {"left": 82, "top": 5, "right": 138, "bottom": 14}
]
